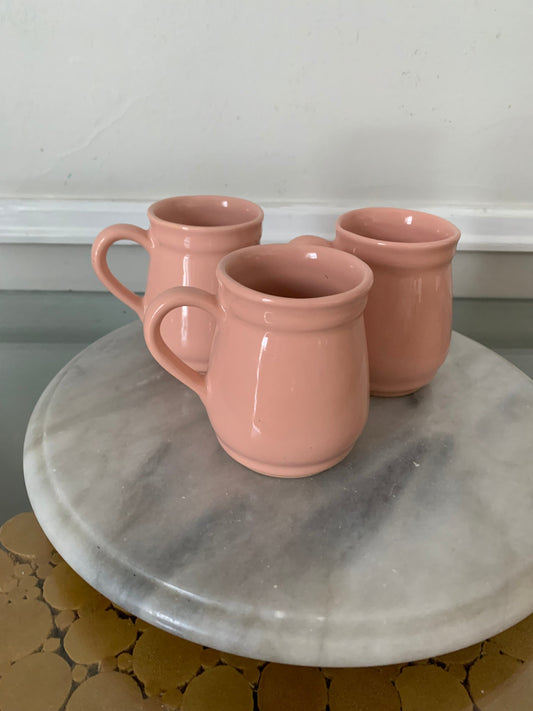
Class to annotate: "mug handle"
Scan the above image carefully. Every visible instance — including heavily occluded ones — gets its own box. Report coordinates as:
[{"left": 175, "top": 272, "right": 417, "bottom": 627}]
[
  {"left": 91, "top": 224, "right": 151, "bottom": 318},
  {"left": 143, "top": 287, "right": 223, "bottom": 403},
  {"left": 289, "top": 234, "right": 333, "bottom": 248}
]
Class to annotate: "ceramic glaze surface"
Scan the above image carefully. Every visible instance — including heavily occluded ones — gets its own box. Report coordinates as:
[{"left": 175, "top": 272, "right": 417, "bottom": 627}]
[
  {"left": 336, "top": 207, "right": 461, "bottom": 396},
  {"left": 24, "top": 323, "right": 533, "bottom": 666},
  {"left": 143, "top": 244, "right": 374, "bottom": 477},
  {"left": 91, "top": 195, "right": 263, "bottom": 370}
]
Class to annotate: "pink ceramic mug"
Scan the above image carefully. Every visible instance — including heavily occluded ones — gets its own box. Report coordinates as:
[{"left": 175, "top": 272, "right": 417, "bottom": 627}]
[
  {"left": 292, "top": 208, "right": 461, "bottom": 396},
  {"left": 91, "top": 195, "right": 263, "bottom": 370},
  {"left": 143, "top": 243, "right": 374, "bottom": 478}
]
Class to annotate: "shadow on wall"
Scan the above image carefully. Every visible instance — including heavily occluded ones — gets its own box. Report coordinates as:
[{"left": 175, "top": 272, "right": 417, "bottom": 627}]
[
  {"left": 470, "top": 114, "right": 533, "bottom": 205},
  {"left": 311, "top": 118, "right": 533, "bottom": 206},
  {"left": 313, "top": 126, "right": 444, "bottom": 205}
]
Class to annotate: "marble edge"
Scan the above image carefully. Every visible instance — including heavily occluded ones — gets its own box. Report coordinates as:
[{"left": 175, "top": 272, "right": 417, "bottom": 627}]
[{"left": 23, "top": 439, "right": 533, "bottom": 666}]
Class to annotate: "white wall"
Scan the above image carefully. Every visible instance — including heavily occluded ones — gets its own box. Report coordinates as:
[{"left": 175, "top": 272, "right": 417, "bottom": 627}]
[{"left": 1, "top": 0, "right": 532, "bottom": 206}]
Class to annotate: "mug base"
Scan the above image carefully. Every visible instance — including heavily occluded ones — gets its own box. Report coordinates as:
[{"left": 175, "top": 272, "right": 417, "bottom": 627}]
[
  {"left": 370, "top": 374, "right": 438, "bottom": 397},
  {"left": 371, "top": 387, "right": 420, "bottom": 397},
  {"left": 216, "top": 438, "right": 354, "bottom": 478}
]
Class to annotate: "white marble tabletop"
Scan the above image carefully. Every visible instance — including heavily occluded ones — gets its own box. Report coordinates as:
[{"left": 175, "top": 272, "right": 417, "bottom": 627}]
[{"left": 24, "top": 323, "right": 533, "bottom": 666}]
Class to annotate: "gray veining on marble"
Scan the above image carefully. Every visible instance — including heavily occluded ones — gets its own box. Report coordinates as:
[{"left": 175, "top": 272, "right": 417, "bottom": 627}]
[{"left": 24, "top": 323, "right": 533, "bottom": 666}]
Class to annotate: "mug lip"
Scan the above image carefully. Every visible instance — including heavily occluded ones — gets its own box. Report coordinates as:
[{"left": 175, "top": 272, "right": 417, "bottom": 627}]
[
  {"left": 148, "top": 195, "right": 264, "bottom": 230},
  {"left": 217, "top": 243, "right": 374, "bottom": 307},
  {"left": 336, "top": 207, "right": 461, "bottom": 251}
]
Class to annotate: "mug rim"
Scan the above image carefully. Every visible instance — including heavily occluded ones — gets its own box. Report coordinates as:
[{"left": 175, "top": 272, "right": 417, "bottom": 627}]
[
  {"left": 217, "top": 243, "right": 374, "bottom": 307},
  {"left": 336, "top": 207, "right": 461, "bottom": 251},
  {"left": 148, "top": 195, "right": 264, "bottom": 230}
]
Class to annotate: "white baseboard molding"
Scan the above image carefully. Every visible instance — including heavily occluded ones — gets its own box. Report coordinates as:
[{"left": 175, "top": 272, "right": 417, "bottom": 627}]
[{"left": 1, "top": 199, "right": 532, "bottom": 297}]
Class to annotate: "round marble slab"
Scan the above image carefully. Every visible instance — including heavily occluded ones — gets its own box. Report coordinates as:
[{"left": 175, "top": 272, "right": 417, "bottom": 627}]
[{"left": 24, "top": 323, "right": 533, "bottom": 667}]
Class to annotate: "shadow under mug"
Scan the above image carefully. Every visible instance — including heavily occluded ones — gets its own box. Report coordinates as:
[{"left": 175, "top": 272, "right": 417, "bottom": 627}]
[
  {"left": 292, "top": 208, "right": 461, "bottom": 396},
  {"left": 143, "top": 243, "right": 374, "bottom": 478},
  {"left": 91, "top": 195, "right": 263, "bottom": 371}
]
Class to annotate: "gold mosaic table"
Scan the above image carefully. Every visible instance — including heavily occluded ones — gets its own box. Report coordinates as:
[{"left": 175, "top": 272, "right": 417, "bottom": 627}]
[{"left": 1, "top": 513, "right": 533, "bottom": 710}]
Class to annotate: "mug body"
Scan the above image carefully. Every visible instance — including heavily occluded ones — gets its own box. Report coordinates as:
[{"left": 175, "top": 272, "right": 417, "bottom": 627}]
[
  {"left": 335, "top": 208, "right": 460, "bottom": 396},
  {"left": 146, "top": 196, "right": 263, "bottom": 370},
  {"left": 205, "top": 244, "right": 374, "bottom": 477}
]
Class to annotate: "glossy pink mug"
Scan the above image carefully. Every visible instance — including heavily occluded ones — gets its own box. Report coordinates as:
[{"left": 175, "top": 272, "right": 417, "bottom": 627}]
[
  {"left": 143, "top": 243, "right": 374, "bottom": 478},
  {"left": 293, "top": 208, "right": 461, "bottom": 396},
  {"left": 91, "top": 195, "right": 263, "bottom": 370}
]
